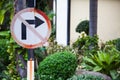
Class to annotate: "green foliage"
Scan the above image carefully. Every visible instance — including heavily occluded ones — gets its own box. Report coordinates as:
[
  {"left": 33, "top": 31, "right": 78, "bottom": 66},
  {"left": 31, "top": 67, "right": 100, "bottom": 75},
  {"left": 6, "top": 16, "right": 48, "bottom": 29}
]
[
  {"left": 73, "top": 34, "right": 99, "bottom": 56},
  {"left": 116, "top": 38, "right": 120, "bottom": 51},
  {"left": 0, "top": 31, "right": 24, "bottom": 80},
  {"left": 0, "top": 2, "right": 16, "bottom": 78},
  {"left": 0, "top": 32, "right": 10, "bottom": 79},
  {"left": 76, "top": 20, "right": 89, "bottom": 35},
  {"left": 36, "top": 0, "right": 49, "bottom": 12},
  {"left": 38, "top": 51, "right": 77, "bottom": 80},
  {"left": 34, "top": 47, "right": 47, "bottom": 62},
  {"left": 0, "top": 39, "right": 9, "bottom": 79},
  {"left": 0, "top": 10, "right": 6, "bottom": 24},
  {"left": 68, "top": 74, "right": 105, "bottom": 80},
  {"left": 81, "top": 50, "right": 120, "bottom": 76},
  {"left": 110, "top": 70, "right": 120, "bottom": 80},
  {"left": 47, "top": 40, "right": 74, "bottom": 54},
  {"left": 0, "top": 0, "right": 14, "bottom": 27}
]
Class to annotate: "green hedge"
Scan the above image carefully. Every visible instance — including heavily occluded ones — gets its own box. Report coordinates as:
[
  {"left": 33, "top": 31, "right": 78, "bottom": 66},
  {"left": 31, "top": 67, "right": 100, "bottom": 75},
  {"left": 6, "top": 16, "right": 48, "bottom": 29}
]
[
  {"left": 116, "top": 38, "right": 120, "bottom": 51},
  {"left": 76, "top": 20, "right": 89, "bottom": 35},
  {"left": 37, "top": 51, "right": 77, "bottom": 80}
]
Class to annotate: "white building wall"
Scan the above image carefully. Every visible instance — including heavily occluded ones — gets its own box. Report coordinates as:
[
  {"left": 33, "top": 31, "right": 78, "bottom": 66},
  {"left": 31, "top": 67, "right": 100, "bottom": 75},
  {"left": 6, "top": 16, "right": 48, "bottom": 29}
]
[
  {"left": 98, "top": 0, "right": 120, "bottom": 42},
  {"left": 70, "top": 0, "right": 89, "bottom": 43},
  {"left": 70, "top": 0, "right": 120, "bottom": 43}
]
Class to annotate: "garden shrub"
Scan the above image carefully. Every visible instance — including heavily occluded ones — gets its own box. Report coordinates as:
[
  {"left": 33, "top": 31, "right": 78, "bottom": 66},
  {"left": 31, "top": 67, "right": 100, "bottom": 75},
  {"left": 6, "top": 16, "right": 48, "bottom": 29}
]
[
  {"left": 47, "top": 40, "right": 74, "bottom": 55},
  {"left": 76, "top": 20, "right": 89, "bottom": 35},
  {"left": 37, "top": 51, "right": 77, "bottom": 80},
  {"left": 67, "top": 74, "right": 105, "bottom": 80},
  {"left": 0, "top": 32, "right": 11, "bottom": 79},
  {"left": 34, "top": 47, "right": 47, "bottom": 62},
  {"left": 81, "top": 50, "right": 120, "bottom": 76},
  {"left": 101, "top": 39, "right": 117, "bottom": 52},
  {"left": 0, "top": 39, "right": 10, "bottom": 79},
  {"left": 116, "top": 38, "right": 120, "bottom": 51},
  {"left": 72, "top": 34, "right": 99, "bottom": 56}
]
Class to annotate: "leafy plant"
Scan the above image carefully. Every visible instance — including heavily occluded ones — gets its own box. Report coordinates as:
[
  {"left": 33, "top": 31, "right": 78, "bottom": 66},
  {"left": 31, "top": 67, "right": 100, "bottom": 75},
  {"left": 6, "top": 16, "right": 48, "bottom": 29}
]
[
  {"left": 116, "top": 38, "right": 120, "bottom": 51},
  {"left": 35, "top": 0, "right": 49, "bottom": 12},
  {"left": 76, "top": 20, "right": 89, "bottom": 35},
  {"left": 34, "top": 47, "right": 47, "bottom": 62},
  {"left": 67, "top": 74, "right": 105, "bottom": 80},
  {"left": 37, "top": 51, "right": 77, "bottom": 80},
  {"left": 110, "top": 70, "right": 120, "bottom": 80},
  {"left": 0, "top": 31, "right": 22, "bottom": 79},
  {"left": 81, "top": 50, "right": 120, "bottom": 76},
  {"left": 0, "top": 31, "right": 10, "bottom": 79},
  {"left": 47, "top": 40, "right": 74, "bottom": 55},
  {"left": 0, "top": 1, "right": 18, "bottom": 78},
  {"left": 0, "top": 0, "right": 14, "bottom": 27},
  {"left": 72, "top": 34, "right": 99, "bottom": 56}
]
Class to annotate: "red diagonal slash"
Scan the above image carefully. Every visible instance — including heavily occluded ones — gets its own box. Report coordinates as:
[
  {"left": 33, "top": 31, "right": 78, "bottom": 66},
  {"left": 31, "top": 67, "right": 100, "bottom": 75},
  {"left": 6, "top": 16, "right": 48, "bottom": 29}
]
[{"left": 18, "top": 15, "right": 46, "bottom": 42}]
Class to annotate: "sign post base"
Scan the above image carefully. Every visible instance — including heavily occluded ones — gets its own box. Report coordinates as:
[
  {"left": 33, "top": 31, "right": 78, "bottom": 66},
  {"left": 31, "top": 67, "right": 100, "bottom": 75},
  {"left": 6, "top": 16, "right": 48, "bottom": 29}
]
[{"left": 27, "top": 59, "right": 34, "bottom": 80}]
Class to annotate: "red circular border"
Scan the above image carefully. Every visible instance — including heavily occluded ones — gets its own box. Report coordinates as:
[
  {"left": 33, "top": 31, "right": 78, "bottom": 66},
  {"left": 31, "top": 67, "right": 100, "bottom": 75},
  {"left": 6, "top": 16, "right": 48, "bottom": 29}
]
[{"left": 11, "top": 8, "right": 51, "bottom": 49}]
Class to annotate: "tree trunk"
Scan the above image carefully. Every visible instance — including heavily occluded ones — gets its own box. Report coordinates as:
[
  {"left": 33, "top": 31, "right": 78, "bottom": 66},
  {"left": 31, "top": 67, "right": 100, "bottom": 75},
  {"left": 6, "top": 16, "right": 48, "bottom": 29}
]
[
  {"left": 16, "top": 49, "right": 27, "bottom": 78},
  {"left": 14, "top": 0, "right": 26, "bottom": 14},
  {"left": 89, "top": 0, "right": 98, "bottom": 36},
  {"left": 14, "top": 0, "right": 27, "bottom": 78}
]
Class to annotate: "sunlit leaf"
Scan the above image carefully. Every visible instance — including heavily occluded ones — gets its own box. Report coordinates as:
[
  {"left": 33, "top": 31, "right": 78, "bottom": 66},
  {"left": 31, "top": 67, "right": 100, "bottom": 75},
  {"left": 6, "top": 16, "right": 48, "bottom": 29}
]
[
  {"left": 0, "top": 31, "right": 9, "bottom": 37},
  {"left": 93, "top": 66, "right": 102, "bottom": 72},
  {"left": 0, "top": 10, "right": 6, "bottom": 24}
]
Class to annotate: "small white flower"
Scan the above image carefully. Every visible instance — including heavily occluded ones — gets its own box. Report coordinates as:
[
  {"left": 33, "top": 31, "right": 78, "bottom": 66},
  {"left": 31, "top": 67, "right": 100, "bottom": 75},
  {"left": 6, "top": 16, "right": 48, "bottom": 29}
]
[{"left": 79, "top": 31, "right": 87, "bottom": 38}]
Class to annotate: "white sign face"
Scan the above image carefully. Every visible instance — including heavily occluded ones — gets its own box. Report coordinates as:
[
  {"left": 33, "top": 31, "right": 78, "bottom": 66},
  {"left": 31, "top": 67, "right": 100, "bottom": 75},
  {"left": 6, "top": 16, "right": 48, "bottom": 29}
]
[{"left": 11, "top": 8, "right": 51, "bottom": 49}]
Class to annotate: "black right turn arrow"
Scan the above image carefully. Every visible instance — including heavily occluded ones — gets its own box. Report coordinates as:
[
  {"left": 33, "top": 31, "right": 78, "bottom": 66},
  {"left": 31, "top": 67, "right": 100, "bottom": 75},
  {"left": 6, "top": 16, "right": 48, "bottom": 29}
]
[{"left": 21, "top": 16, "right": 44, "bottom": 40}]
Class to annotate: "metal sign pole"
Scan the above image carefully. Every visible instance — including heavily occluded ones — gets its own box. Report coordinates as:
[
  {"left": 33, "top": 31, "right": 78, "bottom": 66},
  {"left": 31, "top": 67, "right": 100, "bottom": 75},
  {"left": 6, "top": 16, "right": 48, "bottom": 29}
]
[
  {"left": 27, "top": 49, "right": 34, "bottom": 80},
  {"left": 27, "top": 0, "right": 35, "bottom": 80}
]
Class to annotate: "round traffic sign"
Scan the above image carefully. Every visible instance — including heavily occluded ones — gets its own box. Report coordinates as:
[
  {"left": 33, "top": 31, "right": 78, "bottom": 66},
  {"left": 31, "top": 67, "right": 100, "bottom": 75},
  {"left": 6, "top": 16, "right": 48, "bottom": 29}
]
[{"left": 11, "top": 8, "right": 51, "bottom": 49}]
